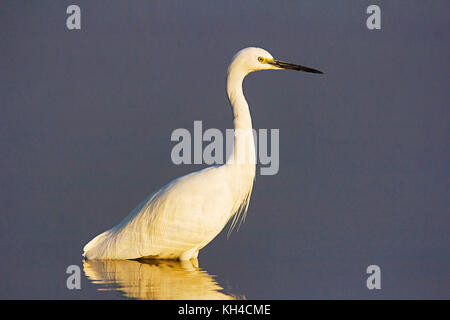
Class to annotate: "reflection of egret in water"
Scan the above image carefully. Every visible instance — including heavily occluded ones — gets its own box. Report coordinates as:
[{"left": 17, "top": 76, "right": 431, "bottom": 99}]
[{"left": 83, "top": 259, "right": 240, "bottom": 300}]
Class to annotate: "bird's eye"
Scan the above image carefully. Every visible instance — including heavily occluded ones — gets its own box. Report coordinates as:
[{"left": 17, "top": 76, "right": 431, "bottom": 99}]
[{"left": 258, "top": 57, "right": 264, "bottom": 63}]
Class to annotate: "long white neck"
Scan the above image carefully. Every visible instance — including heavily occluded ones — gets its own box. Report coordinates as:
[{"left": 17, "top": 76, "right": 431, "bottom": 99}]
[
  {"left": 224, "top": 66, "right": 256, "bottom": 235},
  {"left": 226, "top": 68, "right": 256, "bottom": 167}
]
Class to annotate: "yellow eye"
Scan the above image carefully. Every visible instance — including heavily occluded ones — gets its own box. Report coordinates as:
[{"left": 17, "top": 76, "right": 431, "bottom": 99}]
[{"left": 258, "top": 57, "right": 264, "bottom": 63}]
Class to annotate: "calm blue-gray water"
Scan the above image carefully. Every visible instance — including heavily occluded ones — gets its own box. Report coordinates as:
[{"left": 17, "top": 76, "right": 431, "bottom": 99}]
[{"left": 1, "top": 1, "right": 448, "bottom": 299}]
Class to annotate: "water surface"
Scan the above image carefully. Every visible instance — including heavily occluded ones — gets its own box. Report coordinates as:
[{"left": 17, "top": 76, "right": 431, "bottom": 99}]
[{"left": 0, "top": 1, "right": 448, "bottom": 299}]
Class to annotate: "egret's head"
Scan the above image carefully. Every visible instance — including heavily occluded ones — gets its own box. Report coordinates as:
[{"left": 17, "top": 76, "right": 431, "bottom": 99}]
[{"left": 229, "top": 47, "right": 323, "bottom": 75}]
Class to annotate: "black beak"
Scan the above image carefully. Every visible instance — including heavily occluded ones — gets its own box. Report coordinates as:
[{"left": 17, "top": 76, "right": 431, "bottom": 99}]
[{"left": 268, "top": 59, "right": 323, "bottom": 74}]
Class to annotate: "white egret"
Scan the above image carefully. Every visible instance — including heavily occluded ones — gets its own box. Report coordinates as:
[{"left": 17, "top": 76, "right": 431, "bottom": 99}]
[{"left": 83, "top": 47, "right": 322, "bottom": 260}]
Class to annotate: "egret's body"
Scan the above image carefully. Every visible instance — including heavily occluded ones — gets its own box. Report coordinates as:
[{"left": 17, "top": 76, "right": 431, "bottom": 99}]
[{"left": 83, "top": 47, "right": 322, "bottom": 260}]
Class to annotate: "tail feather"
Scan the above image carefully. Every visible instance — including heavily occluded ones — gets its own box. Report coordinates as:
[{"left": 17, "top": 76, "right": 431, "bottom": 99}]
[
  {"left": 83, "top": 230, "right": 111, "bottom": 259},
  {"left": 82, "top": 193, "right": 156, "bottom": 259}
]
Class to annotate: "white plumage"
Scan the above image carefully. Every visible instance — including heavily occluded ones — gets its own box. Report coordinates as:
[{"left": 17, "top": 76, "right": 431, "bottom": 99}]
[{"left": 83, "top": 47, "right": 322, "bottom": 260}]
